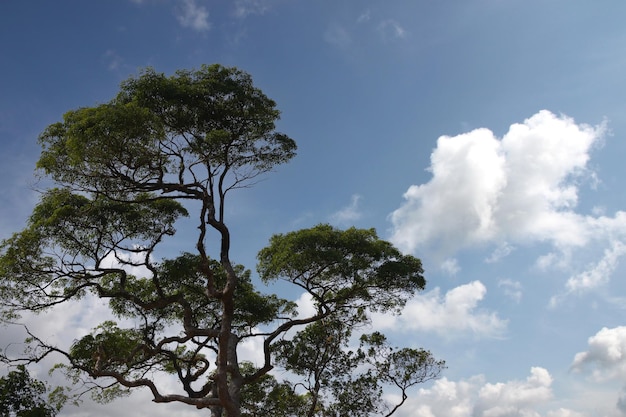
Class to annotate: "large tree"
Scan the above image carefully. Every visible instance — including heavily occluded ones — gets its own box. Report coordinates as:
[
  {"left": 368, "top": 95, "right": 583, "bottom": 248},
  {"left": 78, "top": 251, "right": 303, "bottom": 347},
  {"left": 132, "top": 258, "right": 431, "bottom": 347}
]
[{"left": 0, "top": 64, "right": 443, "bottom": 416}]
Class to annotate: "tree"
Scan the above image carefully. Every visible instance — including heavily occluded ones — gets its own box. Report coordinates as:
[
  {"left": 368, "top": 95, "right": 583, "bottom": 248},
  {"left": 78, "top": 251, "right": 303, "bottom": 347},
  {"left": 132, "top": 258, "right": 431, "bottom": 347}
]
[
  {"left": 0, "top": 64, "right": 444, "bottom": 416},
  {"left": 0, "top": 365, "right": 63, "bottom": 417}
]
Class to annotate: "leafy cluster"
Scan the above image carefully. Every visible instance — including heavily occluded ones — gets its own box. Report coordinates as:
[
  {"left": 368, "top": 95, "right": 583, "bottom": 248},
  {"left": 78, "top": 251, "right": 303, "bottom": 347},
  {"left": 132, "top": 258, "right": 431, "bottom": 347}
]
[{"left": 0, "top": 365, "right": 63, "bottom": 417}]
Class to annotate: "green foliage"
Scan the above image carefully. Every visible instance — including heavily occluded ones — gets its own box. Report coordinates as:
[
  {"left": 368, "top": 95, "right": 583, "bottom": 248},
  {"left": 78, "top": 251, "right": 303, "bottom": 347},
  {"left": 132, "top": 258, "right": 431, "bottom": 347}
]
[
  {"left": 239, "top": 362, "right": 308, "bottom": 417},
  {"left": 37, "top": 64, "right": 296, "bottom": 196},
  {"left": 106, "top": 253, "right": 296, "bottom": 331},
  {"left": 257, "top": 224, "right": 425, "bottom": 314},
  {"left": 270, "top": 320, "right": 445, "bottom": 417},
  {"left": 0, "top": 64, "right": 442, "bottom": 417},
  {"left": 0, "top": 365, "right": 62, "bottom": 417}
]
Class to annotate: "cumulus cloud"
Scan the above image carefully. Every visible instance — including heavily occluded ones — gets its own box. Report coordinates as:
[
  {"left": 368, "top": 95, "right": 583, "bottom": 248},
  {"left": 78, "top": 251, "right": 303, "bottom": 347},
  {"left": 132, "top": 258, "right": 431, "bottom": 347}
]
[
  {"left": 373, "top": 281, "right": 507, "bottom": 338},
  {"left": 389, "top": 110, "right": 626, "bottom": 298},
  {"left": 475, "top": 367, "right": 553, "bottom": 416},
  {"left": 175, "top": 0, "right": 211, "bottom": 32},
  {"left": 398, "top": 368, "right": 570, "bottom": 417},
  {"left": 571, "top": 326, "right": 626, "bottom": 381},
  {"left": 390, "top": 110, "right": 606, "bottom": 254},
  {"left": 330, "top": 194, "right": 363, "bottom": 225}
]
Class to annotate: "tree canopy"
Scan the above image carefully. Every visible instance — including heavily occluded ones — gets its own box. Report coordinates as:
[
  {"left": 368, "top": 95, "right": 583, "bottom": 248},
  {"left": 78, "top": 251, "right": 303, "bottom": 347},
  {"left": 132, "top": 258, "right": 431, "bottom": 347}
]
[
  {"left": 0, "top": 64, "right": 444, "bottom": 417},
  {"left": 0, "top": 365, "right": 63, "bottom": 417}
]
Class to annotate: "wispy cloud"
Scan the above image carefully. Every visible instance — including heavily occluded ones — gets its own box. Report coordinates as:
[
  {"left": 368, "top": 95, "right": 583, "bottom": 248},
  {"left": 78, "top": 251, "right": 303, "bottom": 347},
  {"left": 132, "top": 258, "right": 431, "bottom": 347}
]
[
  {"left": 440, "top": 258, "right": 460, "bottom": 276},
  {"left": 377, "top": 19, "right": 407, "bottom": 40},
  {"left": 566, "top": 240, "right": 626, "bottom": 292},
  {"left": 103, "top": 49, "right": 123, "bottom": 71},
  {"left": 233, "top": 0, "right": 271, "bottom": 18},
  {"left": 175, "top": 0, "right": 211, "bottom": 32},
  {"left": 357, "top": 9, "right": 370, "bottom": 23},
  {"left": 324, "top": 23, "right": 352, "bottom": 48},
  {"left": 485, "top": 242, "right": 515, "bottom": 263},
  {"left": 498, "top": 278, "right": 523, "bottom": 303},
  {"left": 330, "top": 194, "right": 362, "bottom": 226}
]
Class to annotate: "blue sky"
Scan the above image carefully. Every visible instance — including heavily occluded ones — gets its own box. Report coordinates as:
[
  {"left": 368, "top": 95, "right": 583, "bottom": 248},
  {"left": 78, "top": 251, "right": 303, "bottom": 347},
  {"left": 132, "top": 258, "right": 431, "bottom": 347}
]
[{"left": 2, "top": 1, "right": 626, "bottom": 416}]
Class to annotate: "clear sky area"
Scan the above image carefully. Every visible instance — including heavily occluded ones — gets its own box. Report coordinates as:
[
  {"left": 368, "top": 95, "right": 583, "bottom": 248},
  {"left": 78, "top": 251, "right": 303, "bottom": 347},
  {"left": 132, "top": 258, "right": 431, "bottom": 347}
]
[{"left": 2, "top": 1, "right": 626, "bottom": 416}]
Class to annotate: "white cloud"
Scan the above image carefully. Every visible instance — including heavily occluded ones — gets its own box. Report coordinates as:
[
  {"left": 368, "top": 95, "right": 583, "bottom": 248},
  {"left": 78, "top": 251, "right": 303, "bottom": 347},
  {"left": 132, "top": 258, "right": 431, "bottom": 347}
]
[
  {"left": 476, "top": 367, "right": 552, "bottom": 417},
  {"left": 441, "top": 258, "right": 460, "bottom": 276},
  {"left": 390, "top": 111, "right": 605, "bottom": 254},
  {"left": 324, "top": 24, "right": 352, "bottom": 48},
  {"left": 357, "top": 9, "right": 371, "bottom": 23},
  {"left": 175, "top": 0, "right": 211, "bottom": 32},
  {"left": 378, "top": 19, "right": 407, "bottom": 40},
  {"left": 330, "top": 194, "right": 363, "bottom": 225},
  {"left": 571, "top": 326, "right": 626, "bottom": 381},
  {"left": 565, "top": 240, "right": 626, "bottom": 292},
  {"left": 389, "top": 110, "right": 626, "bottom": 299},
  {"left": 498, "top": 279, "right": 523, "bottom": 303},
  {"left": 408, "top": 376, "right": 480, "bottom": 417},
  {"left": 398, "top": 368, "right": 563, "bottom": 417},
  {"left": 99, "top": 249, "right": 154, "bottom": 279},
  {"left": 545, "top": 410, "right": 586, "bottom": 417},
  {"left": 295, "top": 291, "right": 316, "bottom": 318},
  {"left": 233, "top": 0, "right": 271, "bottom": 18},
  {"left": 373, "top": 281, "right": 507, "bottom": 338},
  {"left": 550, "top": 239, "right": 626, "bottom": 307},
  {"left": 485, "top": 242, "right": 515, "bottom": 263}
]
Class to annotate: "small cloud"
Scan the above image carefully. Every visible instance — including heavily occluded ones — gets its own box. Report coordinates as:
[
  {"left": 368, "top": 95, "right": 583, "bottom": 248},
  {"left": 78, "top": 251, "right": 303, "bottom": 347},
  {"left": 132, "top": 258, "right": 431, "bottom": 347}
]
[
  {"left": 324, "top": 24, "right": 352, "bottom": 48},
  {"left": 485, "top": 242, "right": 514, "bottom": 263},
  {"left": 550, "top": 240, "right": 626, "bottom": 307},
  {"left": 330, "top": 194, "right": 362, "bottom": 226},
  {"left": 565, "top": 240, "right": 626, "bottom": 292},
  {"left": 175, "top": 0, "right": 211, "bottom": 32},
  {"left": 103, "top": 49, "right": 123, "bottom": 71},
  {"left": 440, "top": 258, "right": 460, "bottom": 276},
  {"left": 571, "top": 326, "right": 626, "bottom": 381},
  {"left": 373, "top": 281, "right": 507, "bottom": 339},
  {"left": 233, "top": 0, "right": 270, "bottom": 18},
  {"left": 378, "top": 19, "right": 407, "bottom": 40},
  {"left": 357, "top": 9, "right": 371, "bottom": 23},
  {"left": 498, "top": 278, "right": 523, "bottom": 303},
  {"left": 592, "top": 205, "right": 606, "bottom": 216}
]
